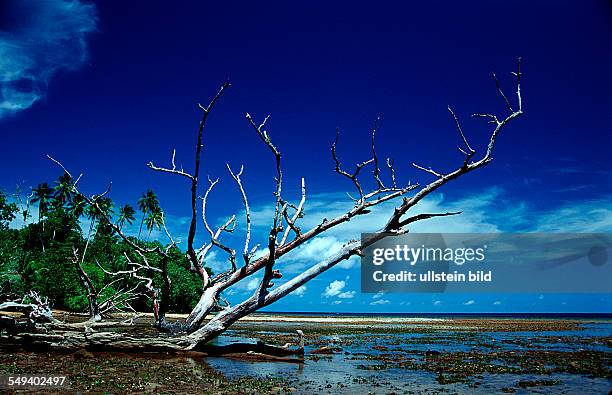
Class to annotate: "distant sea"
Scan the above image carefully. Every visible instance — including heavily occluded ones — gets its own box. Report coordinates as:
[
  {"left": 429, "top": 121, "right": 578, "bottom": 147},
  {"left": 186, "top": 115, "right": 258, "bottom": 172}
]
[{"left": 260, "top": 311, "right": 612, "bottom": 319}]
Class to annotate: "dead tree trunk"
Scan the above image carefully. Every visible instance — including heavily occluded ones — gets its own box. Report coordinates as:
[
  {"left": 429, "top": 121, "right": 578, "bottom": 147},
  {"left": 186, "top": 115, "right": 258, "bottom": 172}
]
[
  {"left": 2, "top": 60, "right": 524, "bottom": 354},
  {"left": 71, "top": 247, "right": 101, "bottom": 322}
]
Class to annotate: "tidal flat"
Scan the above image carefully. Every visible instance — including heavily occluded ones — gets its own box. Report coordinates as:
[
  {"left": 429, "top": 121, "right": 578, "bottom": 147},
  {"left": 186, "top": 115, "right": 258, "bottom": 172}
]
[{"left": 0, "top": 314, "right": 610, "bottom": 394}]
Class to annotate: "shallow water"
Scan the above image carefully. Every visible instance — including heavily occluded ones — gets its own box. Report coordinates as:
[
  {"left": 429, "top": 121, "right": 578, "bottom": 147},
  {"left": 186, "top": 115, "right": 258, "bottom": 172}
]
[
  {"left": 0, "top": 316, "right": 609, "bottom": 393},
  {"left": 206, "top": 320, "right": 612, "bottom": 394}
]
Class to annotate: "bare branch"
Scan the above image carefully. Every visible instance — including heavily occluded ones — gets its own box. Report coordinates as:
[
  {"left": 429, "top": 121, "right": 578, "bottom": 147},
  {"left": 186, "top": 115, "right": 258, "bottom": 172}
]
[
  {"left": 71, "top": 247, "right": 101, "bottom": 321},
  {"left": 185, "top": 82, "right": 231, "bottom": 279},
  {"left": 199, "top": 215, "right": 237, "bottom": 274},
  {"left": 46, "top": 156, "right": 172, "bottom": 257},
  {"left": 492, "top": 72, "right": 514, "bottom": 112},
  {"left": 227, "top": 164, "right": 251, "bottom": 265},
  {"left": 245, "top": 113, "right": 283, "bottom": 229},
  {"left": 447, "top": 106, "right": 475, "bottom": 154},
  {"left": 147, "top": 149, "right": 195, "bottom": 181},
  {"left": 46, "top": 155, "right": 74, "bottom": 179},
  {"left": 331, "top": 129, "right": 374, "bottom": 202},
  {"left": 412, "top": 163, "right": 444, "bottom": 178},
  {"left": 397, "top": 211, "right": 461, "bottom": 228},
  {"left": 472, "top": 113, "right": 500, "bottom": 124},
  {"left": 386, "top": 158, "right": 397, "bottom": 188},
  {"left": 244, "top": 112, "right": 288, "bottom": 296},
  {"left": 197, "top": 175, "right": 239, "bottom": 280},
  {"left": 280, "top": 178, "right": 306, "bottom": 245},
  {"left": 160, "top": 212, "right": 177, "bottom": 252},
  {"left": 201, "top": 177, "right": 220, "bottom": 236},
  {"left": 198, "top": 81, "right": 231, "bottom": 114},
  {"left": 245, "top": 114, "right": 277, "bottom": 155},
  {"left": 384, "top": 58, "right": 524, "bottom": 232},
  {"left": 512, "top": 57, "right": 523, "bottom": 112},
  {"left": 370, "top": 117, "right": 385, "bottom": 189}
]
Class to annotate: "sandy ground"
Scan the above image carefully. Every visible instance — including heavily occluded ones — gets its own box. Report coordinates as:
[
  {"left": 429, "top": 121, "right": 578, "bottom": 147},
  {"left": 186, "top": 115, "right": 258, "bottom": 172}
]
[
  {"left": 51, "top": 310, "right": 593, "bottom": 331},
  {"left": 54, "top": 310, "right": 449, "bottom": 323}
]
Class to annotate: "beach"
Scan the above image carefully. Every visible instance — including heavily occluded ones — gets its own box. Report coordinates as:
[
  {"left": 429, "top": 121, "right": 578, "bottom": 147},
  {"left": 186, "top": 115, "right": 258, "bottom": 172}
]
[{"left": 1, "top": 313, "right": 610, "bottom": 393}]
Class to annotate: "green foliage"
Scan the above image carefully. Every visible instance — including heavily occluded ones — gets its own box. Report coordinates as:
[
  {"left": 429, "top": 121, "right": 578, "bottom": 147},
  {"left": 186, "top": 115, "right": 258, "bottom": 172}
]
[
  {"left": 0, "top": 177, "right": 201, "bottom": 315},
  {"left": 0, "top": 228, "right": 26, "bottom": 296},
  {"left": 65, "top": 294, "right": 88, "bottom": 311},
  {"left": 165, "top": 247, "right": 201, "bottom": 313},
  {"left": 137, "top": 189, "right": 161, "bottom": 237},
  {"left": 117, "top": 204, "right": 136, "bottom": 230},
  {"left": 0, "top": 190, "right": 18, "bottom": 230}
]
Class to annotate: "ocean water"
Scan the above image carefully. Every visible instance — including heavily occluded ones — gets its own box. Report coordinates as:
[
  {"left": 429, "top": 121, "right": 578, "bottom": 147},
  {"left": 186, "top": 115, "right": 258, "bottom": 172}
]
[{"left": 205, "top": 315, "right": 612, "bottom": 394}]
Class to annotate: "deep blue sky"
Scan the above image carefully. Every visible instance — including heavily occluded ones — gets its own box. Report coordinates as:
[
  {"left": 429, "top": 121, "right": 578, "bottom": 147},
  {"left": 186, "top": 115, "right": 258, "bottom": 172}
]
[{"left": 0, "top": 1, "right": 610, "bottom": 313}]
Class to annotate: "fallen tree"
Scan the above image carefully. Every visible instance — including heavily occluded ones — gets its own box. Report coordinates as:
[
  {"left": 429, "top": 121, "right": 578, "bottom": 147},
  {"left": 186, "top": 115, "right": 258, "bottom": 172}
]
[{"left": 0, "top": 60, "right": 523, "bottom": 355}]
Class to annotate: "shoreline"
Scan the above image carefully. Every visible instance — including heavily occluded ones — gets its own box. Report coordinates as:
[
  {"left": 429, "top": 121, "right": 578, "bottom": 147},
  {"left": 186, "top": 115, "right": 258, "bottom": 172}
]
[
  {"left": 51, "top": 310, "right": 612, "bottom": 326},
  {"left": 2, "top": 311, "right": 609, "bottom": 393}
]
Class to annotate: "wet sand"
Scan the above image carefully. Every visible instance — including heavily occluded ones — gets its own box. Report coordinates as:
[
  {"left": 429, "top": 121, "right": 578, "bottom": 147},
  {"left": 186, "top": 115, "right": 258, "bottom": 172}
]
[{"left": 1, "top": 314, "right": 610, "bottom": 394}]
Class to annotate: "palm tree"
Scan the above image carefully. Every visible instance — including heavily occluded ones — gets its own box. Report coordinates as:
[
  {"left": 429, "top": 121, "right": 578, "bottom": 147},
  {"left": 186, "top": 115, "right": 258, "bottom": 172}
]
[
  {"left": 52, "top": 173, "right": 74, "bottom": 208},
  {"left": 117, "top": 204, "right": 136, "bottom": 230},
  {"left": 67, "top": 194, "right": 87, "bottom": 219},
  {"left": 30, "top": 183, "right": 53, "bottom": 252},
  {"left": 89, "top": 197, "right": 114, "bottom": 231},
  {"left": 30, "top": 183, "right": 53, "bottom": 223},
  {"left": 145, "top": 204, "right": 164, "bottom": 236},
  {"left": 137, "top": 189, "right": 159, "bottom": 239},
  {"left": 47, "top": 174, "right": 77, "bottom": 243},
  {"left": 81, "top": 196, "right": 114, "bottom": 263}
]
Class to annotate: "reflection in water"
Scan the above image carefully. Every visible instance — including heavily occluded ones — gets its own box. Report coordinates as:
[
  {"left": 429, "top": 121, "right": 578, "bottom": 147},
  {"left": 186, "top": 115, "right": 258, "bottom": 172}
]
[{"left": 203, "top": 322, "right": 612, "bottom": 394}]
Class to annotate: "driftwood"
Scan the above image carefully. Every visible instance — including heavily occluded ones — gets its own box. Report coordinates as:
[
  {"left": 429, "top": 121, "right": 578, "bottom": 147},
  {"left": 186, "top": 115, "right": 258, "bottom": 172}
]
[
  {"left": 201, "top": 330, "right": 304, "bottom": 362},
  {"left": 0, "top": 291, "right": 56, "bottom": 324},
  {"left": 1, "top": 311, "right": 305, "bottom": 360},
  {"left": 2, "top": 61, "right": 524, "bottom": 354}
]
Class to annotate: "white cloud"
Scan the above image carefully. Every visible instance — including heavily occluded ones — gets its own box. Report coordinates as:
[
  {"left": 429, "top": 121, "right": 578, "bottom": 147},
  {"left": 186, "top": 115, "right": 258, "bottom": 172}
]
[
  {"left": 337, "top": 291, "right": 355, "bottom": 299},
  {"left": 231, "top": 276, "right": 261, "bottom": 293},
  {"left": 272, "top": 189, "right": 508, "bottom": 274},
  {"left": 289, "top": 236, "right": 343, "bottom": 261},
  {"left": 370, "top": 299, "right": 390, "bottom": 305},
  {"left": 463, "top": 299, "right": 475, "bottom": 306},
  {"left": 323, "top": 280, "right": 346, "bottom": 297},
  {"left": 373, "top": 292, "right": 385, "bottom": 299},
  {"left": 532, "top": 199, "right": 612, "bottom": 233},
  {"left": 217, "top": 188, "right": 612, "bottom": 284},
  {"left": 283, "top": 236, "right": 361, "bottom": 273},
  {"left": 0, "top": 0, "right": 97, "bottom": 118},
  {"left": 201, "top": 251, "right": 229, "bottom": 274},
  {"left": 322, "top": 279, "right": 354, "bottom": 299},
  {"left": 433, "top": 300, "right": 442, "bottom": 306},
  {"left": 331, "top": 300, "right": 342, "bottom": 305},
  {"left": 293, "top": 286, "right": 307, "bottom": 297},
  {"left": 245, "top": 278, "right": 259, "bottom": 291},
  {"left": 493, "top": 301, "right": 502, "bottom": 305}
]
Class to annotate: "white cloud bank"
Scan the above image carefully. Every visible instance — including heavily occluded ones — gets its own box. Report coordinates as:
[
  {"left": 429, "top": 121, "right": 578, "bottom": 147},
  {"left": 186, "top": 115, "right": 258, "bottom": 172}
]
[
  {"left": 248, "top": 189, "right": 612, "bottom": 277},
  {"left": 323, "top": 280, "right": 346, "bottom": 297},
  {"left": 322, "top": 279, "right": 354, "bottom": 299},
  {"left": 0, "top": 0, "right": 97, "bottom": 118}
]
